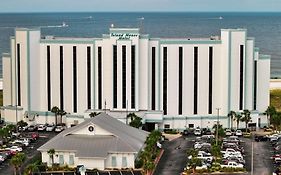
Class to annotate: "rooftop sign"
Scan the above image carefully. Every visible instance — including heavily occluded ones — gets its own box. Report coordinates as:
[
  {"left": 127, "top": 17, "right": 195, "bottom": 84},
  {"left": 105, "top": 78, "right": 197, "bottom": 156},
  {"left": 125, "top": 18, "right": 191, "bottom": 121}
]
[{"left": 111, "top": 33, "right": 139, "bottom": 39}]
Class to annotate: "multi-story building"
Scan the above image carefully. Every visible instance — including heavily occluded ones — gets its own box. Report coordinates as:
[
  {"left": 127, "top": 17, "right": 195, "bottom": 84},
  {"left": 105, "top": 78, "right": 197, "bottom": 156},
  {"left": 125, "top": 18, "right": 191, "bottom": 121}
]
[{"left": 1, "top": 27, "right": 270, "bottom": 131}]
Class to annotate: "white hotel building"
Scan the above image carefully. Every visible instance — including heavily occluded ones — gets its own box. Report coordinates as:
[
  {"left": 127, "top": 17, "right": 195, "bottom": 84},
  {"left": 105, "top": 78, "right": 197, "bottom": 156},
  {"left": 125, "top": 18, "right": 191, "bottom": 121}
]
[{"left": 1, "top": 27, "right": 270, "bottom": 131}]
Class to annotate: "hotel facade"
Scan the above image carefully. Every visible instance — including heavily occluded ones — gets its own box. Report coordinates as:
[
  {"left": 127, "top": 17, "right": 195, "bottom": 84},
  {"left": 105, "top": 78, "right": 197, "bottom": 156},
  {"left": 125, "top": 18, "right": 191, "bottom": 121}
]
[{"left": 1, "top": 27, "right": 270, "bottom": 130}]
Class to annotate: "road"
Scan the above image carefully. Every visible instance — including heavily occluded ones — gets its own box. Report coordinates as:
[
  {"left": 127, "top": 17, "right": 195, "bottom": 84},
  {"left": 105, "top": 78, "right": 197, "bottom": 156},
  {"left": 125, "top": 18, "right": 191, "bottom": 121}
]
[{"left": 242, "top": 137, "right": 274, "bottom": 175}]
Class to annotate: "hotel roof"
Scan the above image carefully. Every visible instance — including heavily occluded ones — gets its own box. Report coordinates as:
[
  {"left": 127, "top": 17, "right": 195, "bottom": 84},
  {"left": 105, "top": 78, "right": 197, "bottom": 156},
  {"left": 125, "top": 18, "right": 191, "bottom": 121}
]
[{"left": 38, "top": 113, "right": 149, "bottom": 158}]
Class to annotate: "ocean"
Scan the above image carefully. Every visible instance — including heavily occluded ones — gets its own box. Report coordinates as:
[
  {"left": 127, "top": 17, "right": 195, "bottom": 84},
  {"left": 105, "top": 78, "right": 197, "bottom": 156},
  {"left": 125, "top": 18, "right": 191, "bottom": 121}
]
[{"left": 0, "top": 12, "right": 280, "bottom": 78}]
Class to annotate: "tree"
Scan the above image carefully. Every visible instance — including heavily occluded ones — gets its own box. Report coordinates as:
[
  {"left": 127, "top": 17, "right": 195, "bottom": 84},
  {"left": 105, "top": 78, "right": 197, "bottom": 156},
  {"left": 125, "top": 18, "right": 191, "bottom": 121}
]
[
  {"left": 187, "top": 149, "right": 202, "bottom": 174},
  {"left": 47, "top": 149, "right": 55, "bottom": 167},
  {"left": 128, "top": 113, "right": 142, "bottom": 128},
  {"left": 58, "top": 109, "right": 67, "bottom": 124},
  {"left": 24, "top": 163, "right": 39, "bottom": 175},
  {"left": 6, "top": 124, "right": 16, "bottom": 133},
  {"left": 265, "top": 106, "right": 277, "bottom": 127},
  {"left": 270, "top": 113, "right": 281, "bottom": 130},
  {"left": 211, "top": 144, "right": 221, "bottom": 163},
  {"left": 234, "top": 114, "right": 242, "bottom": 129},
  {"left": 89, "top": 112, "right": 100, "bottom": 118},
  {"left": 241, "top": 109, "right": 251, "bottom": 132},
  {"left": 10, "top": 152, "right": 26, "bottom": 175},
  {"left": 0, "top": 127, "right": 10, "bottom": 142},
  {"left": 17, "top": 120, "right": 28, "bottom": 132},
  {"left": 51, "top": 106, "right": 60, "bottom": 125},
  {"left": 227, "top": 111, "right": 236, "bottom": 130}
]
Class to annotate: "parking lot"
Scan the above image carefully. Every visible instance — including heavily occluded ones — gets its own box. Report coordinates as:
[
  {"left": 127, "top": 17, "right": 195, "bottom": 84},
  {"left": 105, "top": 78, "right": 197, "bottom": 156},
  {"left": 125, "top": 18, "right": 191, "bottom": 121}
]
[
  {"left": 155, "top": 133, "right": 274, "bottom": 175},
  {"left": 0, "top": 131, "right": 57, "bottom": 174}
]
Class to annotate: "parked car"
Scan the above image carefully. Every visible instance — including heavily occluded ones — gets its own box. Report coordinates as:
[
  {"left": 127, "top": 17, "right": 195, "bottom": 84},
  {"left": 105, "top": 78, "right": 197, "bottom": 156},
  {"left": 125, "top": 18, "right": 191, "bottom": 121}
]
[
  {"left": 55, "top": 124, "right": 66, "bottom": 132},
  {"left": 182, "top": 129, "right": 189, "bottom": 136},
  {"left": 27, "top": 125, "right": 38, "bottom": 132},
  {"left": 23, "top": 132, "right": 39, "bottom": 141},
  {"left": 255, "top": 135, "right": 268, "bottom": 142},
  {"left": 46, "top": 124, "right": 55, "bottom": 132},
  {"left": 235, "top": 130, "right": 243, "bottom": 136},
  {"left": 185, "top": 162, "right": 208, "bottom": 170},
  {"left": 225, "top": 129, "right": 233, "bottom": 136},
  {"left": 7, "top": 145, "right": 23, "bottom": 152},
  {"left": 37, "top": 124, "right": 47, "bottom": 131},
  {"left": 11, "top": 132, "right": 21, "bottom": 137},
  {"left": 14, "top": 138, "right": 30, "bottom": 146},
  {"left": 194, "top": 128, "right": 202, "bottom": 136},
  {"left": 221, "top": 161, "right": 244, "bottom": 168},
  {"left": 18, "top": 126, "right": 28, "bottom": 132}
]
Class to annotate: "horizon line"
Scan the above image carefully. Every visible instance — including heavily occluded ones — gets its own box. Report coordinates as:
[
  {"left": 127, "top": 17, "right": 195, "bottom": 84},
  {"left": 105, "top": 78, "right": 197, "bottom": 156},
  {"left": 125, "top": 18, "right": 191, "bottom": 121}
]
[{"left": 0, "top": 11, "right": 281, "bottom": 14}]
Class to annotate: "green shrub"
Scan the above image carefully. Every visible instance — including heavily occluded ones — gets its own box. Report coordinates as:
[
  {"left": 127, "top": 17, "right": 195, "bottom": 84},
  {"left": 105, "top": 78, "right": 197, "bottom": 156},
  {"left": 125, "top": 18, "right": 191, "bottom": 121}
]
[
  {"left": 135, "top": 158, "right": 143, "bottom": 168},
  {"left": 164, "top": 129, "right": 178, "bottom": 134}
]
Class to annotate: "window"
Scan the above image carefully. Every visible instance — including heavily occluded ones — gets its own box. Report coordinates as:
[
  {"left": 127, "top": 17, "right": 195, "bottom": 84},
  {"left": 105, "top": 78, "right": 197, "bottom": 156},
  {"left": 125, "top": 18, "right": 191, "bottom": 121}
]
[
  {"left": 98, "top": 47, "right": 102, "bottom": 109},
  {"left": 131, "top": 45, "right": 135, "bottom": 109},
  {"left": 239, "top": 45, "right": 244, "bottom": 110},
  {"left": 189, "top": 124, "right": 195, "bottom": 128},
  {"left": 59, "top": 155, "right": 64, "bottom": 165},
  {"left": 60, "top": 46, "right": 64, "bottom": 110},
  {"left": 178, "top": 47, "right": 183, "bottom": 115},
  {"left": 87, "top": 47, "right": 91, "bottom": 109},
  {"left": 69, "top": 155, "right": 74, "bottom": 165},
  {"left": 47, "top": 45, "right": 51, "bottom": 111},
  {"left": 122, "top": 45, "right": 127, "bottom": 109},
  {"left": 122, "top": 157, "right": 127, "bottom": 167},
  {"left": 164, "top": 124, "right": 170, "bottom": 129},
  {"left": 253, "top": 60, "right": 257, "bottom": 110},
  {"left": 113, "top": 45, "right": 117, "bottom": 108},
  {"left": 17, "top": 43, "right": 21, "bottom": 106},
  {"left": 73, "top": 46, "right": 77, "bottom": 113},
  {"left": 208, "top": 47, "right": 213, "bottom": 114},
  {"left": 163, "top": 47, "right": 167, "bottom": 115},
  {"left": 194, "top": 47, "right": 198, "bottom": 114},
  {"left": 152, "top": 47, "right": 156, "bottom": 110},
  {"left": 111, "top": 156, "right": 117, "bottom": 167}
]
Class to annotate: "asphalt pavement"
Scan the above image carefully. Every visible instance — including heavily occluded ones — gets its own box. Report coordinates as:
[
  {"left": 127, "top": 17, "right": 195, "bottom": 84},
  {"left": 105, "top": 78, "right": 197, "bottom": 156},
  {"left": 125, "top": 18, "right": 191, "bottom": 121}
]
[
  {"left": 154, "top": 136, "right": 193, "bottom": 175},
  {"left": 0, "top": 131, "right": 57, "bottom": 175},
  {"left": 154, "top": 135, "right": 274, "bottom": 175}
]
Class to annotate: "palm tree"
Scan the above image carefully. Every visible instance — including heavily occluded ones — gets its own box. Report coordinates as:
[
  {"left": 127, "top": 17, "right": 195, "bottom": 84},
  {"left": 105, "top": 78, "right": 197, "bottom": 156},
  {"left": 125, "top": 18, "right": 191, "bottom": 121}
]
[
  {"left": 10, "top": 152, "right": 26, "bottom": 175},
  {"left": 187, "top": 149, "right": 201, "bottom": 174},
  {"left": 89, "top": 112, "right": 100, "bottom": 118},
  {"left": 270, "top": 113, "right": 281, "bottom": 130},
  {"left": 241, "top": 109, "right": 251, "bottom": 132},
  {"left": 51, "top": 106, "right": 60, "bottom": 125},
  {"left": 228, "top": 111, "right": 236, "bottom": 130},
  {"left": 265, "top": 106, "right": 277, "bottom": 127},
  {"left": 235, "top": 114, "right": 242, "bottom": 129},
  {"left": 24, "top": 163, "right": 39, "bottom": 175},
  {"left": 58, "top": 109, "right": 67, "bottom": 124},
  {"left": 47, "top": 148, "right": 55, "bottom": 167}
]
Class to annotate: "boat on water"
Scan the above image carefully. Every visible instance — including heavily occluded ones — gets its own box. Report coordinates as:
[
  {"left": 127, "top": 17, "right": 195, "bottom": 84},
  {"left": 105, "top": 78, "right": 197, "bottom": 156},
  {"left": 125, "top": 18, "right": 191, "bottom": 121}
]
[
  {"left": 219, "top": 16, "right": 223, "bottom": 20},
  {"left": 62, "top": 22, "right": 68, "bottom": 27}
]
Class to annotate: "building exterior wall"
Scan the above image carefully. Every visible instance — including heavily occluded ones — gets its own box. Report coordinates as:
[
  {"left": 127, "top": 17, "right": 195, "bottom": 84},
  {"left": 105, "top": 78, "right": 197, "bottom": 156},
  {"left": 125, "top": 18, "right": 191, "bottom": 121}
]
[
  {"left": 1, "top": 27, "right": 270, "bottom": 130},
  {"left": 41, "top": 151, "right": 135, "bottom": 170}
]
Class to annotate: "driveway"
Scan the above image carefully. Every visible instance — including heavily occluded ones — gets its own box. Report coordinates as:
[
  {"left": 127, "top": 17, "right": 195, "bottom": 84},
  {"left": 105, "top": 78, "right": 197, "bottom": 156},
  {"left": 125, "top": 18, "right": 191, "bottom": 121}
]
[{"left": 154, "top": 136, "right": 193, "bottom": 175}]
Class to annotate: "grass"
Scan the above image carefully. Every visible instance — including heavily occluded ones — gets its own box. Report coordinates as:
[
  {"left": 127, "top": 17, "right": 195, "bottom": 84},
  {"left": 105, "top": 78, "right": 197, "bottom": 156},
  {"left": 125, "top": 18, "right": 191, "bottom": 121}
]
[{"left": 270, "top": 89, "right": 281, "bottom": 112}]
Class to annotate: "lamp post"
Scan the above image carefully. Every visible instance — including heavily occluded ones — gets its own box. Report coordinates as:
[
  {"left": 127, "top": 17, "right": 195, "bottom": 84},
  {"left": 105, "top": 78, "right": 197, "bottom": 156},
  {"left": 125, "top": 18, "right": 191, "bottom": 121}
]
[{"left": 216, "top": 108, "right": 221, "bottom": 146}]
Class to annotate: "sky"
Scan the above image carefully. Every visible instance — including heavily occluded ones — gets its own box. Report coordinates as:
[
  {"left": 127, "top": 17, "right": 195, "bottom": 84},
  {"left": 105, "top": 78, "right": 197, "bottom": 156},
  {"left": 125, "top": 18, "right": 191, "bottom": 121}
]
[{"left": 0, "top": 0, "right": 281, "bottom": 13}]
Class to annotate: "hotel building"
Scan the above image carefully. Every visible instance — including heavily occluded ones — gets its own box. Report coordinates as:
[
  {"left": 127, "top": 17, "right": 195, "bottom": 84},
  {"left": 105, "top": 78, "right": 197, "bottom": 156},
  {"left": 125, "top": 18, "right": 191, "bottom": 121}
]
[{"left": 1, "top": 27, "right": 270, "bottom": 130}]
